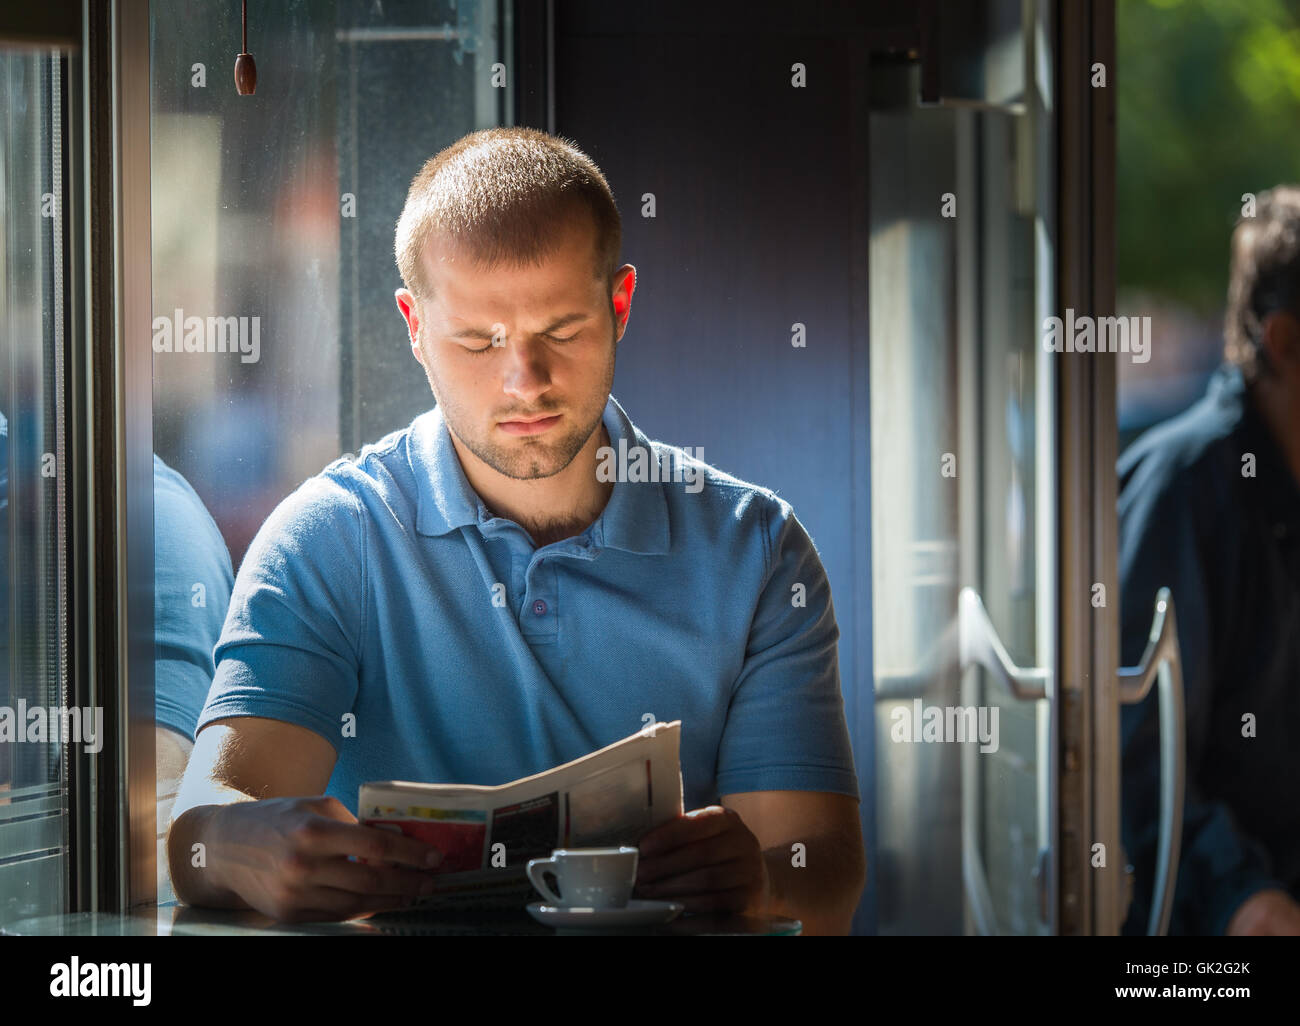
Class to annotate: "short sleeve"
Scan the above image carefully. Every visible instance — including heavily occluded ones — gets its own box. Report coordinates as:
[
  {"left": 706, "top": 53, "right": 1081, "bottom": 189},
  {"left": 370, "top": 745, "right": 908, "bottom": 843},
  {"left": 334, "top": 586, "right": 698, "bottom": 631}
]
[
  {"left": 714, "top": 500, "right": 860, "bottom": 799},
  {"left": 196, "top": 472, "right": 366, "bottom": 749},
  {"left": 153, "top": 454, "right": 236, "bottom": 741}
]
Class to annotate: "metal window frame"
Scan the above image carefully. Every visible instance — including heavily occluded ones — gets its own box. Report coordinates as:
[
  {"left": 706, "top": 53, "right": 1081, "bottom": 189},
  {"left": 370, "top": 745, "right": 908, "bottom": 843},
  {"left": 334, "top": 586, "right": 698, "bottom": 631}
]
[
  {"left": 17, "top": 0, "right": 157, "bottom": 915},
  {"left": 1055, "top": 0, "right": 1118, "bottom": 936},
  {"left": 84, "top": 0, "right": 155, "bottom": 914},
  {"left": 0, "top": 9, "right": 79, "bottom": 48}
]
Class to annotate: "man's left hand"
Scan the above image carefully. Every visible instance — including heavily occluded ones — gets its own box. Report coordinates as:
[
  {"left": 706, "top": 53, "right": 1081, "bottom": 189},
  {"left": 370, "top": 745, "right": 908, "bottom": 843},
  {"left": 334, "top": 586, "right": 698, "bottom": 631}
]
[{"left": 633, "top": 805, "right": 771, "bottom": 915}]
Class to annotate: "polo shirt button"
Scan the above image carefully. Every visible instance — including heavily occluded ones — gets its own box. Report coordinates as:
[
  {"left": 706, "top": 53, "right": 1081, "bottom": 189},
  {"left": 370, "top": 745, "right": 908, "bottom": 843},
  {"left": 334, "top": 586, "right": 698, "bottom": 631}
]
[{"left": 532, "top": 599, "right": 548, "bottom": 616}]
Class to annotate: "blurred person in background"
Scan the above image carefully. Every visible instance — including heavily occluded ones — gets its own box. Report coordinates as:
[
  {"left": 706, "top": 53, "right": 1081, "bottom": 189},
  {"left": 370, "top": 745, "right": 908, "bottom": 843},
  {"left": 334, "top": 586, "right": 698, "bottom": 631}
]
[{"left": 1119, "top": 186, "right": 1300, "bottom": 936}]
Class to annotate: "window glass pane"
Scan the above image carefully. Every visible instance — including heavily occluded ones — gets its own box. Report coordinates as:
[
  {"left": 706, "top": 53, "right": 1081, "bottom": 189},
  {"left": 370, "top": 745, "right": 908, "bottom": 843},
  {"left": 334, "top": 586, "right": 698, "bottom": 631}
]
[
  {"left": 0, "top": 48, "right": 73, "bottom": 926},
  {"left": 148, "top": 0, "right": 510, "bottom": 901}
]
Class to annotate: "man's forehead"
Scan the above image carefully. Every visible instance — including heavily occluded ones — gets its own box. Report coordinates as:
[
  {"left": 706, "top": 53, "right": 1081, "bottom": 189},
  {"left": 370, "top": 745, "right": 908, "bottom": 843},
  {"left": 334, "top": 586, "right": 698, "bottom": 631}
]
[
  {"left": 423, "top": 221, "right": 599, "bottom": 296},
  {"left": 425, "top": 260, "right": 599, "bottom": 319},
  {"left": 433, "top": 280, "right": 596, "bottom": 321}
]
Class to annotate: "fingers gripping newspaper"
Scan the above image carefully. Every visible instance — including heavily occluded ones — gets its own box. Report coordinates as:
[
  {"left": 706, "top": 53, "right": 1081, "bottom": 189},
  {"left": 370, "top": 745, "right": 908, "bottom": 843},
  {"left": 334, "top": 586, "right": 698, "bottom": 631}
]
[{"left": 359, "top": 721, "right": 683, "bottom": 909}]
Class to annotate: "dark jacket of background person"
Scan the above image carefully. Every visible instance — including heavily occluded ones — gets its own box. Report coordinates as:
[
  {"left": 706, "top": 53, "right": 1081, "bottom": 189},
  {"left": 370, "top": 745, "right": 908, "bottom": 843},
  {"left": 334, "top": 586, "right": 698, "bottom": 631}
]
[{"left": 1118, "top": 363, "right": 1300, "bottom": 935}]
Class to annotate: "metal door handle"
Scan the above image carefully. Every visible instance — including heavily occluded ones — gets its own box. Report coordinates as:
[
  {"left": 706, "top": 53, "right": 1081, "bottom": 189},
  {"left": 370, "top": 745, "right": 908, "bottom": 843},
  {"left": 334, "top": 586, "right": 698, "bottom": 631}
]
[
  {"left": 957, "top": 588, "right": 1051, "bottom": 935},
  {"left": 1117, "top": 588, "right": 1185, "bottom": 937},
  {"left": 958, "top": 587, "right": 1050, "bottom": 700}
]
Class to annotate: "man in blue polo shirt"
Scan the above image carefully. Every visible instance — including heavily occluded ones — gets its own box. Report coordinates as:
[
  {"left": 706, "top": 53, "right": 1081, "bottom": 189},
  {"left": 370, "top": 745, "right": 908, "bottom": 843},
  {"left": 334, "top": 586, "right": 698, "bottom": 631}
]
[{"left": 169, "top": 127, "right": 865, "bottom": 932}]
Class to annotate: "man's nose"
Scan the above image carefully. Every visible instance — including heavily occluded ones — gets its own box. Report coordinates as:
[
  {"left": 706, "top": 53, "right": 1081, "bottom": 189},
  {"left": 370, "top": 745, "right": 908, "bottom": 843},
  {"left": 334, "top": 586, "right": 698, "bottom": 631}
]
[{"left": 501, "top": 337, "right": 553, "bottom": 401}]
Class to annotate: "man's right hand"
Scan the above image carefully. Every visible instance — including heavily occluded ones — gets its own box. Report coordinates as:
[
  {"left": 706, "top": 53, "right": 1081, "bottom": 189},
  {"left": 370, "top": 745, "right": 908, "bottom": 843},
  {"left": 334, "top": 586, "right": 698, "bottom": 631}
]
[
  {"left": 192, "top": 795, "right": 444, "bottom": 923},
  {"left": 1225, "top": 888, "right": 1300, "bottom": 935}
]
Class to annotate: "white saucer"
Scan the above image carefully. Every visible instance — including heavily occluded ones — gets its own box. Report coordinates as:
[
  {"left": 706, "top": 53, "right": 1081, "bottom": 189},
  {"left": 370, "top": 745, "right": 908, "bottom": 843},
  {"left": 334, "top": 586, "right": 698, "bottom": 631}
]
[{"left": 526, "top": 899, "right": 684, "bottom": 929}]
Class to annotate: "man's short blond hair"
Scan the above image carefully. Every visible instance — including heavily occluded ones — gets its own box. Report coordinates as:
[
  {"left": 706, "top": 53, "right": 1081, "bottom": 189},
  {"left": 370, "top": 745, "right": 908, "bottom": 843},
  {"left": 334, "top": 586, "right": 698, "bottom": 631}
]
[{"left": 394, "top": 127, "right": 622, "bottom": 306}]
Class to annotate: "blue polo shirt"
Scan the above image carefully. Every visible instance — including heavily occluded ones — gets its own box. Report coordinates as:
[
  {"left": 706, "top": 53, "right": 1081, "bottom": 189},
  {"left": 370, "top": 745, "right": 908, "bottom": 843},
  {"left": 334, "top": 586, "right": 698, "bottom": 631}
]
[
  {"left": 153, "top": 453, "right": 235, "bottom": 741},
  {"left": 197, "top": 394, "right": 859, "bottom": 814}
]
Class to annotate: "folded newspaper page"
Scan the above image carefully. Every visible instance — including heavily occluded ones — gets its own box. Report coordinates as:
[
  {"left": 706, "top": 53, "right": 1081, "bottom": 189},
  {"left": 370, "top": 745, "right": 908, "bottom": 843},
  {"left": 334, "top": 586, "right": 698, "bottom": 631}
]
[{"left": 359, "top": 720, "right": 683, "bottom": 907}]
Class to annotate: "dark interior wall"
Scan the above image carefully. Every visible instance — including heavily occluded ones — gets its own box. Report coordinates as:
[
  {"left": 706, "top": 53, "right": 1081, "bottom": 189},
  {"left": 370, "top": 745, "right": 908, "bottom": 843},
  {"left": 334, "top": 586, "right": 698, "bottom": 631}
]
[{"left": 551, "top": 0, "right": 903, "bottom": 934}]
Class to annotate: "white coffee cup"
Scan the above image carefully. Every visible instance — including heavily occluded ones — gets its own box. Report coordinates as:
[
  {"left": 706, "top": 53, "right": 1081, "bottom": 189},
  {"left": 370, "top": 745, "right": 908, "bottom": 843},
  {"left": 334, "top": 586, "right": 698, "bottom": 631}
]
[{"left": 525, "top": 847, "right": 639, "bottom": 908}]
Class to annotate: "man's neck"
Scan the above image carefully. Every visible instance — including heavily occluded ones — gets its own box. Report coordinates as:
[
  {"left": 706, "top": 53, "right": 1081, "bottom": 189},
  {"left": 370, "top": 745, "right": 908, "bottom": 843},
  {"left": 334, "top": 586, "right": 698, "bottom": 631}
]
[
  {"left": 459, "top": 421, "right": 614, "bottom": 547},
  {"left": 1249, "top": 376, "right": 1300, "bottom": 487}
]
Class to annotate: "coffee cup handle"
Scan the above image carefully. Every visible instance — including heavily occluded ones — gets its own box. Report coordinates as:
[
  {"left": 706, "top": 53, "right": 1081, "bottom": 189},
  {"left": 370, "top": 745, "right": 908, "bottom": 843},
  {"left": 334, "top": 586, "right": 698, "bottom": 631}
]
[{"left": 526, "top": 856, "right": 563, "bottom": 904}]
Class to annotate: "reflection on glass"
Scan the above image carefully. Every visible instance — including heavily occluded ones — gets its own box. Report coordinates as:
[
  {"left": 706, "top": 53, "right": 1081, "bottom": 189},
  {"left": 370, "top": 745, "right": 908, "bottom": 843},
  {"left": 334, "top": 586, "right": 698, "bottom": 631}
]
[
  {"left": 869, "top": 23, "right": 1055, "bottom": 935},
  {"left": 148, "top": 0, "right": 510, "bottom": 898},
  {"left": 0, "top": 49, "right": 72, "bottom": 926},
  {"left": 152, "top": 456, "right": 234, "bottom": 903}
]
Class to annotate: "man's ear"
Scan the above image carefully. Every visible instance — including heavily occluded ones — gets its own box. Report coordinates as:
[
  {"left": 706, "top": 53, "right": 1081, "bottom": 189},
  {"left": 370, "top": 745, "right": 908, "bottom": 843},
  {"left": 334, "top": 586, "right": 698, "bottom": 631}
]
[
  {"left": 395, "top": 288, "right": 421, "bottom": 347},
  {"left": 611, "top": 264, "right": 636, "bottom": 342},
  {"left": 1261, "top": 310, "right": 1300, "bottom": 376}
]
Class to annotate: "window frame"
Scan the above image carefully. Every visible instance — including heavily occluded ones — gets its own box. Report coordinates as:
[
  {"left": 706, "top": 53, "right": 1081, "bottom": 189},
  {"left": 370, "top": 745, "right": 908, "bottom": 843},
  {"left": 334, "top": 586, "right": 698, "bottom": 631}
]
[{"left": 0, "top": 0, "right": 160, "bottom": 915}]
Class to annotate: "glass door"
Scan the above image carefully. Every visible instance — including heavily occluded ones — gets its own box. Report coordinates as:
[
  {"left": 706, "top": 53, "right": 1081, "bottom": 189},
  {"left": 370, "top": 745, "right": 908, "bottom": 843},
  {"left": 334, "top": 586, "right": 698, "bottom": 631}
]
[{"left": 869, "top": 0, "right": 1058, "bottom": 935}]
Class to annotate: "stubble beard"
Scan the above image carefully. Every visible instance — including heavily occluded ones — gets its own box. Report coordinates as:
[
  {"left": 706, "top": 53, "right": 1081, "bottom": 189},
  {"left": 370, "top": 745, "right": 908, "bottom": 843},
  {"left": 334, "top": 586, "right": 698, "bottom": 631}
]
[
  {"left": 457, "top": 408, "right": 601, "bottom": 481},
  {"left": 430, "top": 332, "right": 616, "bottom": 482}
]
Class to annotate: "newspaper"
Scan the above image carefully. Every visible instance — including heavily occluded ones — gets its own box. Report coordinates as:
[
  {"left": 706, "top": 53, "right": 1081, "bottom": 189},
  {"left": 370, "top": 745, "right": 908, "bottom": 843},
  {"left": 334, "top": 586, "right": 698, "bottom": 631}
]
[{"left": 359, "top": 721, "right": 683, "bottom": 908}]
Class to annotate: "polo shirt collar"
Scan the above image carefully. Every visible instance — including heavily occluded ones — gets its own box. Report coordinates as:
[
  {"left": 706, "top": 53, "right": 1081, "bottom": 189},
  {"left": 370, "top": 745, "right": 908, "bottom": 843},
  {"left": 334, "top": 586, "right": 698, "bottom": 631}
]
[{"left": 409, "top": 393, "right": 670, "bottom": 555}]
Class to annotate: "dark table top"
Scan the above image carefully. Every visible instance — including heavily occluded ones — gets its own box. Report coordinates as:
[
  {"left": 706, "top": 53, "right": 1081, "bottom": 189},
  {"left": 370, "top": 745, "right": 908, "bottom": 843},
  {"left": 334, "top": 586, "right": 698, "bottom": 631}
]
[{"left": 2, "top": 904, "right": 802, "bottom": 936}]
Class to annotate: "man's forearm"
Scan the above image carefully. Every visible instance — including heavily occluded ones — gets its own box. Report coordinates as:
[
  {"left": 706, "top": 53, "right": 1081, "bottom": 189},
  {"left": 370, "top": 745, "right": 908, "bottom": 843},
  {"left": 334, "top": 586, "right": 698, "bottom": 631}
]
[{"left": 760, "top": 834, "right": 866, "bottom": 935}]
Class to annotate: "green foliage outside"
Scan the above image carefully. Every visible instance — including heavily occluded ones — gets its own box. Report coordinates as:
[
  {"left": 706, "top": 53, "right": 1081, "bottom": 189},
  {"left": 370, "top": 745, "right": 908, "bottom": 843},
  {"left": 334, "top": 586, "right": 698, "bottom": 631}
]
[{"left": 1119, "top": 0, "right": 1300, "bottom": 312}]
